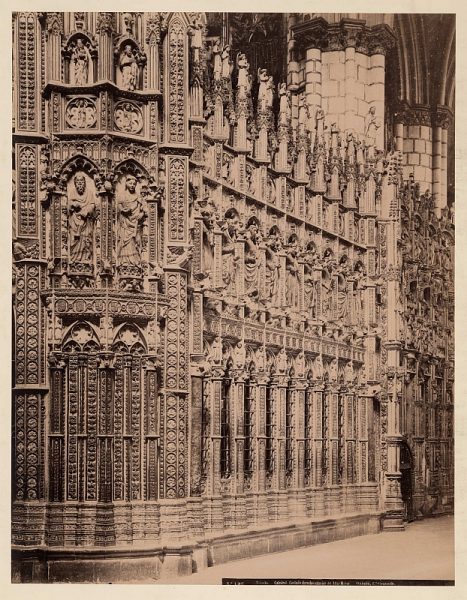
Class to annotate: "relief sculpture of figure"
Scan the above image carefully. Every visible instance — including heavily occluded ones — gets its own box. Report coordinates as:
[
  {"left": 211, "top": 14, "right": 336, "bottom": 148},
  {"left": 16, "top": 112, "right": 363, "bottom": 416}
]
[
  {"left": 72, "top": 38, "right": 91, "bottom": 85},
  {"left": 68, "top": 174, "right": 96, "bottom": 263},
  {"left": 117, "top": 176, "right": 147, "bottom": 266},
  {"left": 119, "top": 45, "right": 139, "bottom": 91}
]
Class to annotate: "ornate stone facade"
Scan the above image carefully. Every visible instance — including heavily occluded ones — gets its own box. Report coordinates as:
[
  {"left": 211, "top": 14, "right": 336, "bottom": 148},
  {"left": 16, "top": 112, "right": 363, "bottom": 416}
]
[{"left": 12, "top": 12, "right": 454, "bottom": 582}]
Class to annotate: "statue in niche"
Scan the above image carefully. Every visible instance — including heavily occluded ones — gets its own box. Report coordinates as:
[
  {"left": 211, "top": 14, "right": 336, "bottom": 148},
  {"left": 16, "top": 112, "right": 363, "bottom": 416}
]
[
  {"left": 304, "top": 269, "right": 316, "bottom": 319},
  {"left": 68, "top": 173, "right": 96, "bottom": 263},
  {"left": 365, "top": 106, "right": 381, "bottom": 150},
  {"left": 221, "top": 211, "right": 239, "bottom": 293},
  {"left": 117, "top": 175, "right": 147, "bottom": 266},
  {"left": 278, "top": 83, "right": 291, "bottom": 125},
  {"left": 313, "top": 355, "right": 323, "bottom": 380},
  {"left": 236, "top": 52, "right": 251, "bottom": 99},
  {"left": 265, "top": 233, "right": 281, "bottom": 306},
  {"left": 244, "top": 220, "right": 261, "bottom": 297},
  {"left": 221, "top": 45, "right": 232, "bottom": 79},
  {"left": 119, "top": 44, "right": 139, "bottom": 91},
  {"left": 71, "top": 38, "right": 91, "bottom": 85},
  {"left": 285, "top": 239, "right": 301, "bottom": 309},
  {"left": 212, "top": 39, "right": 222, "bottom": 80}
]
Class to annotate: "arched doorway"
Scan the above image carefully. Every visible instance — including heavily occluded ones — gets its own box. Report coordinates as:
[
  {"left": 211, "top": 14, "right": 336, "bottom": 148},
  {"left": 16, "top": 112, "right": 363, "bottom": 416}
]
[{"left": 400, "top": 441, "right": 414, "bottom": 522}]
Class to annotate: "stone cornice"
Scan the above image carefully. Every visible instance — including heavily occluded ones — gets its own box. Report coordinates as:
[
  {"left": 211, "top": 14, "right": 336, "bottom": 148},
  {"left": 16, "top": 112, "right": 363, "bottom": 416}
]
[
  {"left": 394, "top": 103, "right": 454, "bottom": 129},
  {"left": 291, "top": 18, "right": 396, "bottom": 56}
]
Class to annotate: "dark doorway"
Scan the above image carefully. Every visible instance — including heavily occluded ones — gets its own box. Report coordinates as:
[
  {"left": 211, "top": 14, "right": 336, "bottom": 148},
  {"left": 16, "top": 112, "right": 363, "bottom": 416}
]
[{"left": 400, "top": 442, "right": 414, "bottom": 522}]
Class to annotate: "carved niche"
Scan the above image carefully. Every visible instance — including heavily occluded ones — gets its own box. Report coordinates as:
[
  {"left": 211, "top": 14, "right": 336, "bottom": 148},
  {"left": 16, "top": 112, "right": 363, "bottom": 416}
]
[{"left": 63, "top": 33, "right": 97, "bottom": 85}]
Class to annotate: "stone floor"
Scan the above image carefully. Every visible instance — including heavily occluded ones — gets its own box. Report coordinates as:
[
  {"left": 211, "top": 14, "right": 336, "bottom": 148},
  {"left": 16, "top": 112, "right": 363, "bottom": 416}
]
[{"left": 159, "top": 515, "right": 454, "bottom": 584}]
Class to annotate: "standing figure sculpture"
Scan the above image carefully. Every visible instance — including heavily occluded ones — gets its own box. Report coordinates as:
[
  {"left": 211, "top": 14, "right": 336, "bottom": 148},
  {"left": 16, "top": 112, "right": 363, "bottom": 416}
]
[
  {"left": 237, "top": 52, "right": 251, "bottom": 100},
  {"left": 119, "top": 44, "right": 139, "bottom": 91},
  {"left": 221, "top": 44, "right": 232, "bottom": 79},
  {"left": 265, "top": 234, "right": 281, "bottom": 306},
  {"left": 71, "top": 38, "right": 91, "bottom": 85},
  {"left": 244, "top": 221, "right": 261, "bottom": 297},
  {"left": 278, "top": 83, "right": 291, "bottom": 125},
  {"left": 68, "top": 174, "right": 96, "bottom": 263},
  {"left": 285, "top": 240, "right": 301, "bottom": 309},
  {"left": 117, "top": 176, "right": 147, "bottom": 266},
  {"left": 212, "top": 39, "right": 222, "bottom": 80}
]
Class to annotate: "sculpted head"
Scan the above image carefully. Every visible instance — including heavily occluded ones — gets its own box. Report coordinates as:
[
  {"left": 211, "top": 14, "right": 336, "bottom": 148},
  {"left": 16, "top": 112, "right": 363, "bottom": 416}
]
[
  {"left": 125, "top": 175, "right": 137, "bottom": 193},
  {"left": 74, "top": 174, "right": 86, "bottom": 195}
]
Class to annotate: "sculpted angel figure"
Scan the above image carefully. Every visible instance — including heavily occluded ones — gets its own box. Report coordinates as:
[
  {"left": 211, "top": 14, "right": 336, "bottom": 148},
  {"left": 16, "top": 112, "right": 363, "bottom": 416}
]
[{"left": 117, "top": 176, "right": 147, "bottom": 266}]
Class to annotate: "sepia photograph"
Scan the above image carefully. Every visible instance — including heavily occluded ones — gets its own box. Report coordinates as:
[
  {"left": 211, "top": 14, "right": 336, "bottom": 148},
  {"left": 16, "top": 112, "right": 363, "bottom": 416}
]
[{"left": 10, "top": 7, "right": 456, "bottom": 587}]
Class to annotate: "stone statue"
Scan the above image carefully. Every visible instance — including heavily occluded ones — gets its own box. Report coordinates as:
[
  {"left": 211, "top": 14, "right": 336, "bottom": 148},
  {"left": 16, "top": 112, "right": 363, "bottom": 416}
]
[
  {"left": 365, "top": 106, "right": 381, "bottom": 149},
  {"left": 237, "top": 52, "right": 251, "bottom": 99},
  {"left": 298, "top": 93, "right": 309, "bottom": 134},
  {"left": 277, "top": 348, "right": 288, "bottom": 373},
  {"left": 285, "top": 240, "right": 301, "bottom": 309},
  {"left": 190, "top": 16, "right": 203, "bottom": 63},
  {"left": 258, "top": 68, "right": 273, "bottom": 112},
  {"left": 68, "top": 174, "right": 96, "bottom": 263},
  {"left": 221, "top": 213, "right": 239, "bottom": 293},
  {"left": 244, "top": 221, "right": 261, "bottom": 296},
  {"left": 119, "top": 44, "right": 139, "bottom": 91},
  {"left": 233, "top": 341, "right": 246, "bottom": 369},
  {"left": 278, "top": 83, "right": 291, "bottom": 125},
  {"left": 71, "top": 38, "right": 91, "bottom": 85},
  {"left": 117, "top": 176, "right": 147, "bottom": 266},
  {"left": 304, "top": 270, "right": 316, "bottom": 319},
  {"left": 221, "top": 45, "right": 232, "bottom": 79},
  {"left": 212, "top": 39, "right": 222, "bottom": 80},
  {"left": 265, "top": 233, "right": 280, "bottom": 306}
]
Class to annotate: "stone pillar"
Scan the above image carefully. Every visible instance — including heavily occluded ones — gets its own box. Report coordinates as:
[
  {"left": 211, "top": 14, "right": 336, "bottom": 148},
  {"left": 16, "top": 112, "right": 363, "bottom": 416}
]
[
  {"left": 432, "top": 106, "right": 453, "bottom": 215},
  {"left": 305, "top": 47, "right": 322, "bottom": 117},
  {"left": 96, "top": 13, "right": 115, "bottom": 81},
  {"left": 44, "top": 13, "right": 63, "bottom": 83},
  {"left": 145, "top": 13, "right": 161, "bottom": 90}
]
